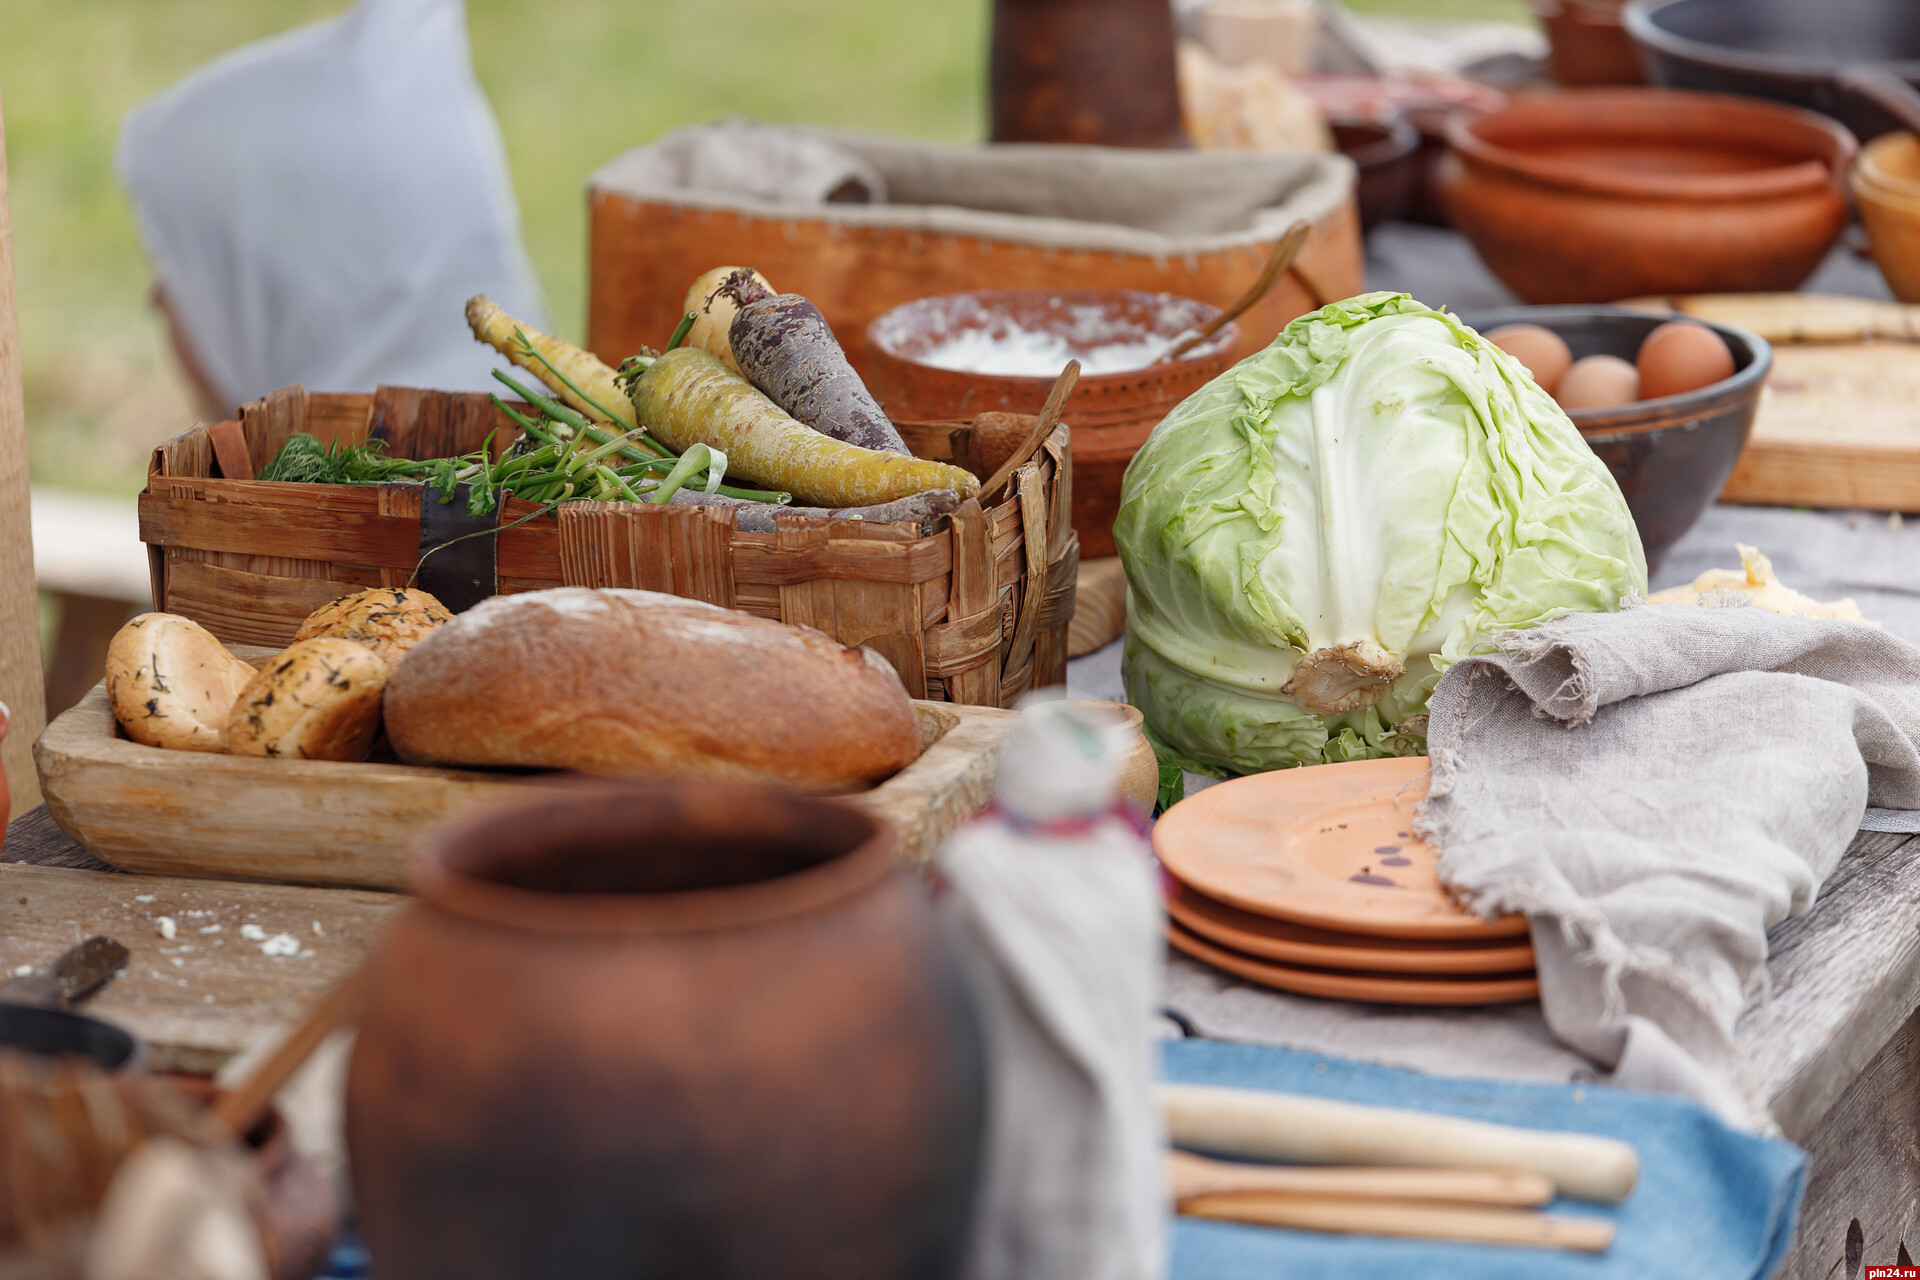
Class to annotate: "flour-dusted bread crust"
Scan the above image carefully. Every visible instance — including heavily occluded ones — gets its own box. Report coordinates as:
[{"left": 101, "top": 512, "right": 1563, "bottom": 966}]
[
  {"left": 226, "top": 638, "right": 390, "bottom": 761},
  {"left": 294, "top": 587, "right": 452, "bottom": 669},
  {"left": 106, "top": 613, "right": 257, "bottom": 752},
  {"left": 383, "top": 588, "right": 923, "bottom": 788}
]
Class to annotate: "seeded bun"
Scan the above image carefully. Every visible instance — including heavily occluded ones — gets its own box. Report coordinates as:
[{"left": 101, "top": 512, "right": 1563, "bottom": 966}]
[
  {"left": 294, "top": 587, "right": 452, "bottom": 669},
  {"left": 383, "top": 588, "right": 923, "bottom": 789},
  {"left": 226, "top": 638, "right": 390, "bottom": 761},
  {"left": 106, "top": 613, "right": 257, "bottom": 752}
]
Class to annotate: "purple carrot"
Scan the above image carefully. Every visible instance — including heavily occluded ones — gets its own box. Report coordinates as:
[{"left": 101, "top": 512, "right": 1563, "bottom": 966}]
[{"left": 719, "top": 270, "right": 911, "bottom": 455}]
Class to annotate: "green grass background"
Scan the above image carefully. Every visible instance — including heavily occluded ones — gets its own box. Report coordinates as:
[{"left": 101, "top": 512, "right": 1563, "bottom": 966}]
[{"left": 2, "top": 0, "right": 1526, "bottom": 499}]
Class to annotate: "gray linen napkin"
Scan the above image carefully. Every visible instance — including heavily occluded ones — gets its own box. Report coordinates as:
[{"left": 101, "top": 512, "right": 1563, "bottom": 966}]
[{"left": 1415, "top": 600, "right": 1920, "bottom": 1129}]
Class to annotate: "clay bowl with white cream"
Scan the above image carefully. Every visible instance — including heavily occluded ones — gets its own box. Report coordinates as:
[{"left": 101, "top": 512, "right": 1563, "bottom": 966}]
[{"left": 864, "top": 289, "right": 1237, "bottom": 558}]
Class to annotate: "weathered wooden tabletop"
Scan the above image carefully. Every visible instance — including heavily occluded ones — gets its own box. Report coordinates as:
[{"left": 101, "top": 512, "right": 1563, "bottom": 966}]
[{"left": 5, "top": 806, "right": 1917, "bottom": 1277}]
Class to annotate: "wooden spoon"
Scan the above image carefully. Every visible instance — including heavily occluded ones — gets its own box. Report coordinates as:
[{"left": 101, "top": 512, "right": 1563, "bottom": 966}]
[
  {"left": 1157, "top": 219, "right": 1312, "bottom": 364},
  {"left": 213, "top": 967, "right": 364, "bottom": 1137},
  {"left": 1168, "top": 1150, "right": 1555, "bottom": 1207},
  {"left": 1180, "top": 1191, "right": 1616, "bottom": 1253},
  {"left": 977, "top": 360, "right": 1079, "bottom": 501}
]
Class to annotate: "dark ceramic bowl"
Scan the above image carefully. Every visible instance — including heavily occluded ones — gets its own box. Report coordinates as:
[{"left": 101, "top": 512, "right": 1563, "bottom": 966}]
[
  {"left": 1459, "top": 305, "right": 1772, "bottom": 571},
  {"left": 0, "top": 1002, "right": 142, "bottom": 1071},
  {"left": 1625, "top": 0, "right": 1920, "bottom": 140},
  {"left": 1329, "top": 116, "right": 1419, "bottom": 232}
]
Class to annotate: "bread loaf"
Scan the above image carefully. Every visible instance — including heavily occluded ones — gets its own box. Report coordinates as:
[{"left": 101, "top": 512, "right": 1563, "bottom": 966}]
[
  {"left": 384, "top": 588, "right": 923, "bottom": 789},
  {"left": 294, "top": 587, "right": 451, "bottom": 668},
  {"left": 106, "top": 613, "right": 258, "bottom": 752},
  {"left": 226, "top": 639, "right": 390, "bottom": 761}
]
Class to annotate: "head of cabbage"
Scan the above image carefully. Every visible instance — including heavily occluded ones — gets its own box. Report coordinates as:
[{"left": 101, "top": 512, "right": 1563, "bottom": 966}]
[{"left": 1116, "top": 292, "right": 1646, "bottom": 774}]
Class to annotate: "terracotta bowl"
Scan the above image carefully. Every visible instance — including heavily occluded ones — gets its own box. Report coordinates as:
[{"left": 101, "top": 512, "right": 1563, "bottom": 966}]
[
  {"left": 1441, "top": 88, "right": 1857, "bottom": 304},
  {"left": 1531, "top": 0, "right": 1646, "bottom": 87},
  {"left": 1626, "top": 0, "right": 1920, "bottom": 141},
  {"left": 1329, "top": 116, "right": 1419, "bottom": 231},
  {"left": 865, "top": 289, "right": 1237, "bottom": 558},
  {"left": 1852, "top": 132, "right": 1920, "bottom": 303},
  {"left": 1460, "top": 305, "right": 1771, "bottom": 571}
]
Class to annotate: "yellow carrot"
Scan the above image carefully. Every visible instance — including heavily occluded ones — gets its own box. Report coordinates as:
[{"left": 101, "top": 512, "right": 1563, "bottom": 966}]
[
  {"left": 466, "top": 295, "right": 635, "bottom": 428},
  {"left": 681, "top": 266, "right": 773, "bottom": 373},
  {"left": 631, "top": 348, "right": 980, "bottom": 508}
]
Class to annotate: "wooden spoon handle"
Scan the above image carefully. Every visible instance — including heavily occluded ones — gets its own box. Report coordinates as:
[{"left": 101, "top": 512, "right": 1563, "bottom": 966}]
[
  {"left": 1160, "top": 219, "right": 1312, "bottom": 364},
  {"left": 213, "top": 967, "right": 363, "bottom": 1137},
  {"left": 978, "top": 360, "right": 1078, "bottom": 500},
  {"left": 1180, "top": 1191, "right": 1615, "bottom": 1253},
  {"left": 1166, "top": 1150, "right": 1554, "bottom": 1207}
]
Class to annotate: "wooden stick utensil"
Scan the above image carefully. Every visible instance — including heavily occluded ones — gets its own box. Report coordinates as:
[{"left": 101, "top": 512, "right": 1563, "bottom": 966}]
[
  {"left": 1157, "top": 219, "right": 1313, "bottom": 364},
  {"left": 1180, "top": 1191, "right": 1616, "bottom": 1253},
  {"left": 1160, "top": 1084, "right": 1639, "bottom": 1203},
  {"left": 977, "top": 360, "right": 1078, "bottom": 501},
  {"left": 1167, "top": 1150, "right": 1554, "bottom": 1208},
  {"left": 212, "top": 967, "right": 364, "bottom": 1137}
]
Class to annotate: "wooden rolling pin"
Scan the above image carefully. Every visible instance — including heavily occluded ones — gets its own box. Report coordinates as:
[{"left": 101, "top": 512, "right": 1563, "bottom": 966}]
[
  {"left": 1167, "top": 1150, "right": 1554, "bottom": 1207},
  {"left": 1159, "top": 1084, "right": 1638, "bottom": 1203},
  {"left": 1180, "top": 1191, "right": 1616, "bottom": 1253}
]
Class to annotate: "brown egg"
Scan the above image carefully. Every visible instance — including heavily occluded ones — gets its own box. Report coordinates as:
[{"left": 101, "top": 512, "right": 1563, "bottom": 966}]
[
  {"left": 1555, "top": 354, "right": 1640, "bottom": 410},
  {"left": 1636, "top": 321, "right": 1735, "bottom": 400},
  {"left": 1484, "top": 323, "right": 1573, "bottom": 393}
]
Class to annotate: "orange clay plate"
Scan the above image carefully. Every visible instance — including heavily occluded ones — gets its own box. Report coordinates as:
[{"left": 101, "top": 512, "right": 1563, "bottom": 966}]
[
  {"left": 1167, "top": 920, "right": 1540, "bottom": 1007},
  {"left": 1153, "top": 756, "right": 1529, "bottom": 941},
  {"left": 1165, "top": 881, "right": 1536, "bottom": 975}
]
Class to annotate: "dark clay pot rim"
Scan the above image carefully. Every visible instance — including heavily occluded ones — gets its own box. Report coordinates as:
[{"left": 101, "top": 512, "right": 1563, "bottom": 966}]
[
  {"left": 1457, "top": 304, "right": 1772, "bottom": 439},
  {"left": 865, "top": 289, "right": 1239, "bottom": 387},
  {"left": 1445, "top": 88, "right": 1857, "bottom": 202},
  {"left": 1624, "top": 0, "right": 1920, "bottom": 83},
  {"left": 1330, "top": 114, "right": 1420, "bottom": 170},
  {"left": 409, "top": 779, "right": 897, "bottom": 937}
]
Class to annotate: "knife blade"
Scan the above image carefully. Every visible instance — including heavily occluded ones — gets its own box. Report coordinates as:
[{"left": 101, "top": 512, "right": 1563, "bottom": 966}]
[{"left": 0, "top": 936, "right": 131, "bottom": 1008}]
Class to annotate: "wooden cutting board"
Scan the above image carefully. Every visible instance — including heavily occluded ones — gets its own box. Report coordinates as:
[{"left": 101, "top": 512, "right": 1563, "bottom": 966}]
[
  {"left": 34, "top": 654, "right": 1157, "bottom": 890},
  {"left": 0, "top": 861, "right": 398, "bottom": 1073},
  {"left": 1623, "top": 293, "right": 1920, "bottom": 510}
]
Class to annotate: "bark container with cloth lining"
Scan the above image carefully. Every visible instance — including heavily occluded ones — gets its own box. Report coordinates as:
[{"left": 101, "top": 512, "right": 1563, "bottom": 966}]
[
  {"left": 346, "top": 780, "right": 985, "bottom": 1280},
  {"left": 136, "top": 382, "right": 1075, "bottom": 708},
  {"left": 585, "top": 123, "right": 1360, "bottom": 377}
]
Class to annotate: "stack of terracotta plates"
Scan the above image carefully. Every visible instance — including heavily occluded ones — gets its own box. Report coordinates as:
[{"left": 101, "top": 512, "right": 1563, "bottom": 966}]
[{"left": 1154, "top": 757, "right": 1538, "bottom": 1006}]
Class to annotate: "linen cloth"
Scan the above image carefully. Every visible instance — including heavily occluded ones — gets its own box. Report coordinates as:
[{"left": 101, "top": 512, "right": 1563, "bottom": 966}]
[
  {"left": 939, "top": 703, "right": 1166, "bottom": 1280},
  {"left": 1162, "top": 1037, "right": 1806, "bottom": 1280},
  {"left": 1415, "top": 601, "right": 1920, "bottom": 1128},
  {"left": 116, "top": 0, "right": 548, "bottom": 409}
]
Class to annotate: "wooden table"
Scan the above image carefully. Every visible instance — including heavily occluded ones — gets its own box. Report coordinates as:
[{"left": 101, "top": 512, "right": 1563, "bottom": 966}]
[{"left": 6, "top": 807, "right": 1918, "bottom": 1278}]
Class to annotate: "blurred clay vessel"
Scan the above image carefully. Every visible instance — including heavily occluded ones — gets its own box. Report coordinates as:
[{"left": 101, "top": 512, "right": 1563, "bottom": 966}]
[{"left": 347, "top": 781, "right": 985, "bottom": 1280}]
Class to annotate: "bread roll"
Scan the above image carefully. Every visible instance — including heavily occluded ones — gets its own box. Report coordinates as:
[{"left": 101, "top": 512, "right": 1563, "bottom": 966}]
[
  {"left": 226, "top": 639, "right": 390, "bottom": 761},
  {"left": 294, "top": 587, "right": 451, "bottom": 668},
  {"left": 106, "top": 613, "right": 257, "bottom": 752},
  {"left": 384, "top": 588, "right": 923, "bottom": 788}
]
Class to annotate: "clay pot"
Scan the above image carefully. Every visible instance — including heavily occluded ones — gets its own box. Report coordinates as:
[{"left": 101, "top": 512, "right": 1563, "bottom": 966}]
[
  {"left": 1329, "top": 116, "right": 1419, "bottom": 232},
  {"left": 1532, "top": 0, "right": 1646, "bottom": 87},
  {"left": 1460, "top": 305, "right": 1771, "bottom": 573},
  {"left": 346, "top": 781, "right": 985, "bottom": 1280},
  {"left": 866, "top": 290, "right": 1236, "bottom": 558},
  {"left": 1442, "top": 89, "right": 1856, "bottom": 304},
  {"left": 989, "top": 0, "right": 1184, "bottom": 147},
  {"left": 1294, "top": 74, "right": 1507, "bottom": 227},
  {"left": 1853, "top": 132, "right": 1920, "bottom": 303}
]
